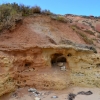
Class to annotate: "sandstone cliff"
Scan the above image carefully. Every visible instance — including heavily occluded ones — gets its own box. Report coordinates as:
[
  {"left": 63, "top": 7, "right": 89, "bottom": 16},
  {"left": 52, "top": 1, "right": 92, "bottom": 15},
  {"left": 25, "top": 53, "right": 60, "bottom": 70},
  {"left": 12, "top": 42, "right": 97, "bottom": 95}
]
[{"left": 0, "top": 14, "right": 100, "bottom": 96}]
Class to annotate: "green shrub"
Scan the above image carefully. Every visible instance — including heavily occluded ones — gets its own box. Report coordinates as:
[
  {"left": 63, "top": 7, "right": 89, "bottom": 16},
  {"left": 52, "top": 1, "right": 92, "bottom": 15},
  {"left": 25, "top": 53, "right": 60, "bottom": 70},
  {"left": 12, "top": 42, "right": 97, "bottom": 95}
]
[
  {"left": 0, "top": 3, "right": 42, "bottom": 31},
  {"left": 0, "top": 3, "right": 55, "bottom": 32},
  {"left": 0, "top": 3, "right": 22, "bottom": 31},
  {"left": 19, "top": 4, "right": 31, "bottom": 16},
  {"left": 42, "top": 9, "right": 53, "bottom": 15},
  {"left": 11, "top": 2, "right": 20, "bottom": 12},
  {"left": 0, "top": 4, "right": 16, "bottom": 21},
  {"left": 31, "top": 6, "right": 41, "bottom": 13}
]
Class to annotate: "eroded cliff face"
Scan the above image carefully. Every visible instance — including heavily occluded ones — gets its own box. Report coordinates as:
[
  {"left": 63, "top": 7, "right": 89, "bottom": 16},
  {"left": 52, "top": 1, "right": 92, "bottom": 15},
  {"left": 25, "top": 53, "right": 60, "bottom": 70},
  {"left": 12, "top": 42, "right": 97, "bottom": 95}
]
[
  {"left": 0, "top": 45, "right": 100, "bottom": 96},
  {"left": 0, "top": 14, "right": 100, "bottom": 96}
]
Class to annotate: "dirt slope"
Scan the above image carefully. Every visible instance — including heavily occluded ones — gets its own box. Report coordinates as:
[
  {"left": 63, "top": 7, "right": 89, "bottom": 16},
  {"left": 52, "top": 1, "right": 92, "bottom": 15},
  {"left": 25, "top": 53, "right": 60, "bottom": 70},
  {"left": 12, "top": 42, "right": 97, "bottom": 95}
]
[
  {"left": 0, "top": 14, "right": 86, "bottom": 51},
  {"left": 0, "top": 14, "right": 100, "bottom": 52}
]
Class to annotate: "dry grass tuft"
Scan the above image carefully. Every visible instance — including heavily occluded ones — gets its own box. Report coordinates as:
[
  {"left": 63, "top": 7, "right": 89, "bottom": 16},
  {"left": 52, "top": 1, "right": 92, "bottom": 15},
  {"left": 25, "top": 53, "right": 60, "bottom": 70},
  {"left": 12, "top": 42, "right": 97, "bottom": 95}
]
[
  {"left": 76, "top": 31, "right": 93, "bottom": 44},
  {"left": 51, "top": 15, "right": 67, "bottom": 23},
  {"left": 84, "top": 30, "right": 95, "bottom": 35}
]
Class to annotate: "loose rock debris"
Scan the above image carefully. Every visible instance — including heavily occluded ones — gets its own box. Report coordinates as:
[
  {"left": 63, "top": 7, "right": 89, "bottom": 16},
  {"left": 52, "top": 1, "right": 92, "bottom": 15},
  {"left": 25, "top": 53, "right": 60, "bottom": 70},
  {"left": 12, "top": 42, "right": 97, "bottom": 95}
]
[
  {"left": 77, "top": 91, "right": 93, "bottom": 95},
  {"left": 28, "top": 88, "right": 41, "bottom": 97},
  {"left": 34, "top": 97, "right": 41, "bottom": 100},
  {"left": 68, "top": 93, "right": 76, "bottom": 100},
  {"left": 60, "top": 66, "right": 66, "bottom": 71},
  {"left": 51, "top": 95, "right": 58, "bottom": 98},
  {"left": 12, "top": 92, "right": 18, "bottom": 98},
  {"left": 28, "top": 88, "right": 37, "bottom": 92},
  {"left": 28, "top": 88, "right": 93, "bottom": 100},
  {"left": 68, "top": 91, "right": 93, "bottom": 100}
]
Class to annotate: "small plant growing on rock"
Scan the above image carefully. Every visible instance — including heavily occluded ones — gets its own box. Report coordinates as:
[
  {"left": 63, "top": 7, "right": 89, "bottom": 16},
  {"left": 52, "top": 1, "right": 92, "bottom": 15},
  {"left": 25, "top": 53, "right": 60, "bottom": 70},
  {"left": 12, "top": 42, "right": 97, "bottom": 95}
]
[
  {"left": 71, "top": 25, "right": 80, "bottom": 30},
  {"left": 97, "top": 34, "right": 100, "bottom": 38},
  {"left": 76, "top": 31, "right": 93, "bottom": 44},
  {"left": 84, "top": 30, "right": 95, "bottom": 35},
  {"left": 56, "top": 15, "right": 67, "bottom": 23},
  {"left": 51, "top": 15, "right": 67, "bottom": 23},
  {"left": 71, "top": 26, "right": 76, "bottom": 30}
]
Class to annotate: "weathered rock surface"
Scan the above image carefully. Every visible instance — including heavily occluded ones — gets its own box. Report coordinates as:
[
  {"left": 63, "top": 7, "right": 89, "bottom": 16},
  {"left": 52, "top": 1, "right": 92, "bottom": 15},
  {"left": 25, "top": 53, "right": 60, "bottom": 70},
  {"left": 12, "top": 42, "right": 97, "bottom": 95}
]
[
  {"left": 0, "top": 44, "right": 100, "bottom": 96},
  {"left": 0, "top": 14, "right": 100, "bottom": 96}
]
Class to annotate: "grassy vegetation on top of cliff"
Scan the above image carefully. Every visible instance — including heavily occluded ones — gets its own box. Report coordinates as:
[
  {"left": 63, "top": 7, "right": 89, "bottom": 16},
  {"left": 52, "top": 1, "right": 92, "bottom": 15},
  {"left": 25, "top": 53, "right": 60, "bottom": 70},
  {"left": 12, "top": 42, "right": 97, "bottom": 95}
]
[
  {"left": 0, "top": 2, "right": 68, "bottom": 32},
  {"left": 0, "top": 3, "right": 54, "bottom": 32},
  {"left": 0, "top": 3, "right": 22, "bottom": 31}
]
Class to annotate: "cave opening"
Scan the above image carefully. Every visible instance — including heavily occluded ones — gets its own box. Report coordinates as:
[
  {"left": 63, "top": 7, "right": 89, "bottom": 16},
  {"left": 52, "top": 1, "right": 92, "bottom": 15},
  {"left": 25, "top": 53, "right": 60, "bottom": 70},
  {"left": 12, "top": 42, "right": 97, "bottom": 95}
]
[{"left": 51, "top": 53, "right": 67, "bottom": 70}]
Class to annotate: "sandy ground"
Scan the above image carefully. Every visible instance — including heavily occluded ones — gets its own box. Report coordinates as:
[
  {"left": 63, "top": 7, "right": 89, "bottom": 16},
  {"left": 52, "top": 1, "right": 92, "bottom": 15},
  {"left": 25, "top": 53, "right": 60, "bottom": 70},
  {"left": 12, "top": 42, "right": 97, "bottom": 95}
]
[{"left": 0, "top": 87, "right": 100, "bottom": 100}]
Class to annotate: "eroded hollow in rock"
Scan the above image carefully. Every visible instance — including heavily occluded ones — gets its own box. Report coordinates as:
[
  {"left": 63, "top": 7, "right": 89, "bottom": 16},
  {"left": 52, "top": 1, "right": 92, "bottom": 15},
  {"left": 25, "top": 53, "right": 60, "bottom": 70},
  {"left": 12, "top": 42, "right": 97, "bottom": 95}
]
[
  {"left": 51, "top": 53, "right": 67, "bottom": 69},
  {"left": 24, "top": 62, "right": 32, "bottom": 67}
]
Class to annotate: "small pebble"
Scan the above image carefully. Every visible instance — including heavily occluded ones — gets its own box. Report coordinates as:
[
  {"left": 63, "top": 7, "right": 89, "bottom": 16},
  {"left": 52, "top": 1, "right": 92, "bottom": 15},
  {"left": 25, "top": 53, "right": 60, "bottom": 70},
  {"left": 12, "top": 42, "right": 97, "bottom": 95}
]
[
  {"left": 57, "top": 62, "right": 64, "bottom": 67},
  {"left": 41, "top": 93, "right": 45, "bottom": 96},
  {"left": 34, "top": 94, "right": 39, "bottom": 97},
  {"left": 51, "top": 95, "right": 58, "bottom": 98},
  {"left": 77, "top": 91, "right": 93, "bottom": 95},
  {"left": 34, "top": 97, "right": 41, "bottom": 100},
  {"left": 60, "top": 66, "right": 66, "bottom": 71},
  {"left": 28, "top": 88, "right": 37, "bottom": 92}
]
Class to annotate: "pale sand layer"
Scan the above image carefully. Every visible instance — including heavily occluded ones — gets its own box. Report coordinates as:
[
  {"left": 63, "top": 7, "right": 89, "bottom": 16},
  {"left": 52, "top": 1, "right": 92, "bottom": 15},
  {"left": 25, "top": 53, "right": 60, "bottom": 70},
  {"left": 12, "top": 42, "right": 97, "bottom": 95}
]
[{"left": 0, "top": 87, "right": 100, "bottom": 100}]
